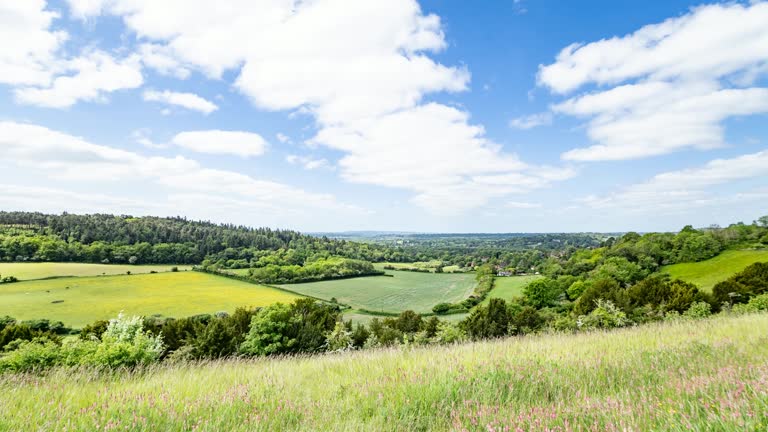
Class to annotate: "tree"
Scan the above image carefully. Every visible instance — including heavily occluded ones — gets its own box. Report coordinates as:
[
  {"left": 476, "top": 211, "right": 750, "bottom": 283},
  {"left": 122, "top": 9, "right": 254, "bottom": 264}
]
[
  {"left": 523, "top": 278, "right": 562, "bottom": 309},
  {"left": 757, "top": 215, "right": 768, "bottom": 228}
]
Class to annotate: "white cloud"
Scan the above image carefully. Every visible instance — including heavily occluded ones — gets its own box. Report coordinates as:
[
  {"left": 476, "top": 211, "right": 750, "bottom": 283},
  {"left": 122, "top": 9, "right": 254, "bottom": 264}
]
[
  {"left": 171, "top": 130, "right": 268, "bottom": 158},
  {"left": 138, "top": 43, "right": 191, "bottom": 79},
  {"left": 0, "top": 121, "right": 359, "bottom": 217},
  {"left": 538, "top": 2, "right": 768, "bottom": 161},
  {"left": 66, "top": 0, "right": 569, "bottom": 213},
  {"left": 143, "top": 89, "right": 218, "bottom": 114},
  {"left": 505, "top": 201, "right": 541, "bottom": 209},
  {"left": 276, "top": 133, "right": 290, "bottom": 143},
  {"left": 131, "top": 129, "right": 166, "bottom": 149},
  {"left": 509, "top": 112, "right": 552, "bottom": 130},
  {"left": 286, "top": 154, "right": 330, "bottom": 170},
  {"left": 581, "top": 149, "right": 768, "bottom": 212},
  {"left": 14, "top": 51, "right": 143, "bottom": 108},
  {"left": 312, "top": 103, "right": 572, "bottom": 212},
  {"left": 0, "top": 0, "right": 67, "bottom": 86}
]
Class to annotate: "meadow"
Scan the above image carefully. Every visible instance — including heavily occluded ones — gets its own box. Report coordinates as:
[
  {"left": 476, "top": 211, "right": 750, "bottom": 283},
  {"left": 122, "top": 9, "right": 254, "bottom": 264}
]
[
  {"left": 280, "top": 271, "right": 476, "bottom": 314},
  {"left": 0, "top": 272, "right": 300, "bottom": 328},
  {"left": 481, "top": 275, "right": 541, "bottom": 305},
  {"left": 0, "top": 262, "right": 192, "bottom": 280},
  {"left": 662, "top": 249, "right": 768, "bottom": 291},
  {"left": 1, "top": 313, "right": 766, "bottom": 431}
]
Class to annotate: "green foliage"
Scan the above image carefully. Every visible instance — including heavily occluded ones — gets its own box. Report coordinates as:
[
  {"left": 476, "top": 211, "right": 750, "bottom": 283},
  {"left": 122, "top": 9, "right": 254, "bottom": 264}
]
[
  {"left": 566, "top": 280, "right": 589, "bottom": 300},
  {"left": 240, "top": 299, "right": 340, "bottom": 356},
  {"left": 0, "top": 313, "right": 163, "bottom": 372},
  {"left": 431, "top": 322, "right": 466, "bottom": 344},
  {"left": 325, "top": 322, "right": 353, "bottom": 352},
  {"left": 713, "top": 262, "right": 768, "bottom": 305},
  {"left": 573, "top": 278, "right": 626, "bottom": 316},
  {"left": 683, "top": 301, "right": 712, "bottom": 319},
  {"left": 246, "top": 257, "right": 381, "bottom": 284},
  {"left": 79, "top": 320, "right": 109, "bottom": 341},
  {"left": 431, "top": 303, "right": 452, "bottom": 314},
  {"left": 523, "top": 278, "right": 562, "bottom": 308},
  {"left": 577, "top": 299, "right": 629, "bottom": 329}
]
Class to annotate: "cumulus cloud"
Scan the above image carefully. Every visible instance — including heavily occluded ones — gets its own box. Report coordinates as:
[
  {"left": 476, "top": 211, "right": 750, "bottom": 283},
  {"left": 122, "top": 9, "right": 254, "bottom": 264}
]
[
  {"left": 539, "top": 2, "right": 768, "bottom": 161},
  {"left": 286, "top": 155, "right": 330, "bottom": 170},
  {"left": 143, "top": 89, "right": 218, "bottom": 114},
  {"left": 0, "top": 121, "right": 359, "bottom": 218},
  {"left": 15, "top": 51, "right": 143, "bottom": 108},
  {"left": 505, "top": 201, "right": 542, "bottom": 209},
  {"left": 0, "top": 0, "right": 67, "bottom": 86},
  {"left": 581, "top": 149, "right": 768, "bottom": 212},
  {"left": 171, "top": 130, "right": 268, "bottom": 158},
  {"left": 509, "top": 112, "right": 552, "bottom": 130}
]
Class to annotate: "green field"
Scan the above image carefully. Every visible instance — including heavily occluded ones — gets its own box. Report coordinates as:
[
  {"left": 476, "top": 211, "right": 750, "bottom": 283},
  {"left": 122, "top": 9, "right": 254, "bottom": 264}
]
[
  {"left": 0, "top": 262, "right": 192, "bottom": 281},
  {"left": 661, "top": 249, "right": 768, "bottom": 291},
  {"left": 0, "top": 272, "right": 300, "bottom": 327},
  {"left": 2, "top": 313, "right": 766, "bottom": 431},
  {"left": 281, "top": 271, "right": 476, "bottom": 314},
  {"left": 481, "top": 275, "right": 542, "bottom": 305}
]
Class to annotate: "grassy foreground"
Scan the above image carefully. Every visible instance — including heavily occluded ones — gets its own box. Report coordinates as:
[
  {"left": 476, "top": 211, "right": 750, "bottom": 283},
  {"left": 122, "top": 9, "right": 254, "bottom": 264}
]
[
  {"left": 0, "top": 272, "right": 300, "bottom": 327},
  {"left": 662, "top": 249, "right": 768, "bottom": 291},
  {"left": 2, "top": 314, "right": 767, "bottom": 431},
  {"left": 0, "top": 262, "right": 192, "bottom": 280}
]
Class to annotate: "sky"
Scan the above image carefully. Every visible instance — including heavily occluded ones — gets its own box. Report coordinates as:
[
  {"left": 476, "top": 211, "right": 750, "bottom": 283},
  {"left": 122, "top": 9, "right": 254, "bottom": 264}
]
[{"left": 1, "top": 0, "right": 767, "bottom": 233}]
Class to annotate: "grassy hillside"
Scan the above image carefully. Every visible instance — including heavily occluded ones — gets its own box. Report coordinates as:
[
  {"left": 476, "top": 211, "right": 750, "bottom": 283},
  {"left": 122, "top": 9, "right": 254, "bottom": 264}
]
[
  {"left": 0, "top": 272, "right": 300, "bottom": 327},
  {"left": 281, "top": 271, "right": 476, "bottom": 314},
  {"left": 661, "top": 249, "right": 768, "bottom": 291},
  {"left": 481, "top": 275, "right": 542, "bottom": 305},
  {"left": 2, "top": 313, "right": 767, "bottom": 431},
  {"left": 0, "top": 262, "right": 192, "bottom": 280}
]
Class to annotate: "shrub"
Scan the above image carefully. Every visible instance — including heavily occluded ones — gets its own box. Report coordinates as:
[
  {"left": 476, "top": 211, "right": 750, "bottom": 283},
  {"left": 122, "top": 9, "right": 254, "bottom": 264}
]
[
  {"left": 79, "top": 320, "right": 109, "bottom": 341},
  {"left": 683, "top": 301, "right": 712, "bottom": 319},
  {"left": 577, "top": 299, "right": 629, "bottom": 330},
  {"left": 432, "top": 322, "right": 466, "bottom": 344},
  {"left": 573, "top": 278, "right": 626, "bottom": 315},
  {"left": 523, "top": 278, "right": 562, "bottom": 309},
  {"left": 432, "top": 303, "right": 452, "bottom": 314},
  {"left": 325, "top": 321, "right": 353, "bottom": 352},
  {"left": 171, "top": 266, "right": 179, "bottom": 272},
  {"left": 0, "top": 338, "right": 63, "bottom": 372}
]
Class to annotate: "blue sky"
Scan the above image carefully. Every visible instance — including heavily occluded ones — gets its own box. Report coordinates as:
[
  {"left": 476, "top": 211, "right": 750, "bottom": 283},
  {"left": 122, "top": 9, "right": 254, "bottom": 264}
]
[{"left": 1, "top": 0, "right": 767, "bottom": 232}]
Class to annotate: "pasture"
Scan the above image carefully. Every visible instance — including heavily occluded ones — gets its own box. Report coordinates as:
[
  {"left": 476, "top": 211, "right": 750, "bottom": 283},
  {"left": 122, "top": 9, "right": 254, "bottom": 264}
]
[
  {"left": 481, "top": 275, "right": 542, "bottom": 305},
  {"left": 281, "top": 271, "right": 476, "bottom": 314},
  {"left": 0, "top": 262, "right": 192, "bottom": 280},
  {"left": 2, "top": 313, "right": 766, "bottom": 431},
  {"left": 0, "top": 272, "right": 300, "bottom": 328},
  {"left": 662, "top": 249, "right": 768, "bottom": 291}
]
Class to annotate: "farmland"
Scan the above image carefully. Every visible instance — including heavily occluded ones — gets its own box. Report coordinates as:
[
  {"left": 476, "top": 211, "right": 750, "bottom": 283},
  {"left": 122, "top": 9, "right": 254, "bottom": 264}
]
[
  {"left": 0, "top": 272, "right": 300, "bottom": 328},
  {"left": 280, "top": 271, "right": 476, "bottom": 314},
  {"left": 0, "top": 262, "right": 191, "bottom": 280},
  {"left": 481, "top": 275, "right": 542, "bottom": 305},
  {"left": 2, "top": 313, "right": 766, "bottom": 431},
  {"left": 662, "top": 249, "right": 768, "bottom": 291}
]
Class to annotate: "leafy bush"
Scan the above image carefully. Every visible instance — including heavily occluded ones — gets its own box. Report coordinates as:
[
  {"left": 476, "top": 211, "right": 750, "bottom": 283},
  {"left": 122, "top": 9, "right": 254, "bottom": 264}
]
[
  {"left": 432, "top": 322, "right": 466, "bottom": 344},
  {"left": 432, "top": 303, "right": 452, "bottom": 314},
  {"left": 240, "top": 299, "right": 340, "bottom": 356},
  {"left": 683, "top": 301, "right": 712, "bottom": 318},
  {"left": 325, "top": 322, "right": 353, "bottom": 352},
  {"left": 577, "top": 300, "right": 629, "bottom": 329},
  {"left": 523, "top": 278, "right": 562, "bottom": 308}
]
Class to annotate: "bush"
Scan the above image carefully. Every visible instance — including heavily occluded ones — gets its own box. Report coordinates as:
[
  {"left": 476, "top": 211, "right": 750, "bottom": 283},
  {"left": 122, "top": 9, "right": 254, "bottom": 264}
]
[
  {"left": 523, "top": 278, "right": 562, "bottom": 309},
  {"left": 577, "top": 299, "right": 629, "bottom": 330},
  {"left": 432, "top": 322, "right": 466, "bottom": 344},
  {"left": 325, "top": 322, "right": 353, "bottom": 352},
  {"left": 683, "top": 301, "right": 712, "bottom": 319},
  {"left": 432, "top": 303, "right": 452, "bottom": 314}
]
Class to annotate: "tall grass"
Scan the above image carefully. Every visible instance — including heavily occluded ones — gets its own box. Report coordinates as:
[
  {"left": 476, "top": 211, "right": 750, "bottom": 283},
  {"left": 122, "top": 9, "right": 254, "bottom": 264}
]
[{"left": 2, "top": 313, "right": 767, "bottom": 431}]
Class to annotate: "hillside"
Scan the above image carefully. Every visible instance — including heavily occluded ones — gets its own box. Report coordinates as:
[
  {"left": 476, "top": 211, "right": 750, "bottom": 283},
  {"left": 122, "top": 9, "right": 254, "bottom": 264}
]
[
  {"left": 662, "top": 249, "right": 768, "bottom": 291},
  {"left": 2, "top": 313, "right": 766, "bottom": 431}
]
